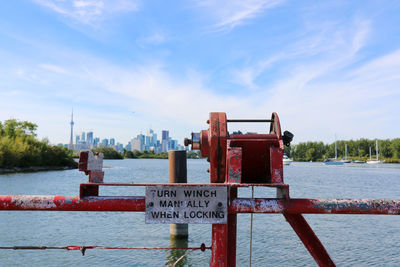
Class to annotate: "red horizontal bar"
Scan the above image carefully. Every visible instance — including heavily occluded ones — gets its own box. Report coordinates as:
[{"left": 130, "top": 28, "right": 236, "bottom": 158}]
[
  {"left": 230, "top": 198, "right": 400, "bottom": 215},
  {"left": 80, "top": 183, "right": 288, "bottom": 188},
  {"left": 0, "top": 195, "right": 145, "bottom": 212},
  {"left": 1, "top": 196, "right": 399, "bottom": 214}
]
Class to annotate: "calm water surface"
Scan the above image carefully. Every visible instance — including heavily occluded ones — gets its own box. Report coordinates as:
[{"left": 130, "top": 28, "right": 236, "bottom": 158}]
[{"left": 1, "top": 160, "right": 399, "bottom": 266}]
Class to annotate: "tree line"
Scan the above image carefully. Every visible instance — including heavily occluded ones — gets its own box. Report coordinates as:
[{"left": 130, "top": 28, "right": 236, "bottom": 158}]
[
  {"left": 286, "top": 138, "right": 400, "bottom": 163},
  {"left": 0, "top": 119, "right": 76, "bottom": 168}
]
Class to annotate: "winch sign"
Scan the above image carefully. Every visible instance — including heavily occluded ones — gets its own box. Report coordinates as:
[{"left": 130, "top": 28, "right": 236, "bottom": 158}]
[{"left": 145, "top": 185, "right": 227, "bottom": 224}]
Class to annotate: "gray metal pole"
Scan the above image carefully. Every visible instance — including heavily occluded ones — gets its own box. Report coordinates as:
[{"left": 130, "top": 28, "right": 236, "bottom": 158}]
[{"left": 169, "top": 150, "right": 188, "bottom": 238}]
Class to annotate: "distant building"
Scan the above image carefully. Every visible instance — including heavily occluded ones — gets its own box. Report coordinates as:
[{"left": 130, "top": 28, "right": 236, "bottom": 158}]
[
  {"left": 151, "top": 133, "right": 157, "bottom": 147},
  {"left": 81, "top": 132, "right": 85, "bottom": 142},
  {"left": 131, "top": 138, "right": 142, "bottom": 151},
  {"left": 161, "top": 130, "right": 169, "bottom": 152},
  {"left": 87, "top": 132, "right": 93, "bottom": 146},
  {"left": 116, "top": 143, "right": 124, "bottom": 152},
  {"left": 101, "top": 139, "right": 109, "bottom": 147},
  {"left": 131, "top": 134, "right": 145, "bottom": 151},
  {"left": 170, "top": 139, "right": 178, "bottom": 151},
  {"left": 94, "top": 137, "right": 100, "bottom": 147},
  {"left": 110, "top": 138, "right": 115, "bottom": 146}
]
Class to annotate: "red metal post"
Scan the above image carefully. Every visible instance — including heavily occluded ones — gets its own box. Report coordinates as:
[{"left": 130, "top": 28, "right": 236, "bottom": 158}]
[
  {"left": 210, "top": 187, "right": 237, "bottom": 267},
  {"left": 227, "top": 188, "right": 237, "bottom": 267},
  {"left": 78, "top": 151, "right": 105, "bottom": 197},
  {"left": 211, "top": 224, "right": 228, "bottom": 267},
  {"left": 283, "top": 213, "right": 335, "bottom": 267}
]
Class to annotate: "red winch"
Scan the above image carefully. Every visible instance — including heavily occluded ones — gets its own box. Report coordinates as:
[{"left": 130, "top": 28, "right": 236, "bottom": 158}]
[{"left": 184, "top": 112, "right": 293, "bottom": 184}]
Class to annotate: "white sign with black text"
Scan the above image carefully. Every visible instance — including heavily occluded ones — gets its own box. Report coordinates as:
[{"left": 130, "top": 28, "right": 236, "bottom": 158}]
[{"left": 145, "top": 185, "right": 227, "bottom": 224}]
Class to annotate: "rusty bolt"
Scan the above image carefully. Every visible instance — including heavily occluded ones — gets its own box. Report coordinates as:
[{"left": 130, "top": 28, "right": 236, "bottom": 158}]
[
  {"left": 148, "top": 202, "right": 154, "bottom": 207},
  {"left": 217, "top": 202, "right": 223, "bottom": 207},
  {"left": 207, "top": 168, "right": 210, "bottom": 173},
  {"left": 206, "top": 119, "right": 210, "bottom": 124}
]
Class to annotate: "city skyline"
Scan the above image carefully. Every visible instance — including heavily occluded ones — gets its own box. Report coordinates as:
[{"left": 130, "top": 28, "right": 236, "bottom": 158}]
[
  {"left": 0, "top": 1, "right": 399, "bottom": 145},
  {"left": 68, "top": 113, "right": 184, "bottom": 153}
]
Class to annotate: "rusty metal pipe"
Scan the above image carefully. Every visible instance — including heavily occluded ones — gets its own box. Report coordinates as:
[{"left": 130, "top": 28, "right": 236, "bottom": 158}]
[
  {"left": 1, "top": 196, "right": 400, "bottom": 215},
  {"left": 0, "top": 195, "right": 145, "bottom": 212},
  {"left": 230, "top": 198, "right": 400, "bottom": 215}
]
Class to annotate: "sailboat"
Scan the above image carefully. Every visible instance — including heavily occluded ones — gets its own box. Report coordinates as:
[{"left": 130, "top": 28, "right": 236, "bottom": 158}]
[
  {"left": 341, "top": 144, "right": 351, "bottom": 163},
  {"left": 324, "top": 137, "right": 344, "bottom": 165},
  {"left": 366, "top": 139, "right": 382, "bottom": 164}
]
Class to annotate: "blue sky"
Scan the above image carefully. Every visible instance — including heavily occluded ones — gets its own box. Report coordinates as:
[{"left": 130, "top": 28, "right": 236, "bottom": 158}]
[{"left": 0, "top": 0, "right": 399, "bottom": 145}]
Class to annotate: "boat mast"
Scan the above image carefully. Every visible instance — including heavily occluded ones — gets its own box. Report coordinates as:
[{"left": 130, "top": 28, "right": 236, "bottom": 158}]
[
  {"left": 376, "top": 139, "right": 379, "bottom": 160},
  {"left": 334, "top": 134, "right": 337, "bottom": 160},
  {"left": 345, "top": 144, "right": 347, "bottom": 160},
  {"left": 335, "top": 141, "right": 337, "bottom": 160},
  {"left": 369, "top": 147, "right": 372, "bottom": 160}
]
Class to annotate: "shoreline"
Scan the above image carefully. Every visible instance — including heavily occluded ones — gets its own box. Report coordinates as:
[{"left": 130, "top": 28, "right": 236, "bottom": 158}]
[{"left": 0, "top": 165, "right": 77, "bottom": 174}]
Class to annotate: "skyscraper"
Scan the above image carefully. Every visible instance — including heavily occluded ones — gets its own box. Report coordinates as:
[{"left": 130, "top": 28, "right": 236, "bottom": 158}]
[
  {"left": 87, "top": 132, "right": 93, "bottom": 146},
  {"left": 101, "top": 139, "right": 109, "bottom": 147},
  {"left": 161, "top": 130, "right": 169, "bottom": 152},
  {"left": 68, "top": 109, "right": 74, "bottom": 150},
  {"left": 94, "top": 137, "right": 100, "bottom": 146}
]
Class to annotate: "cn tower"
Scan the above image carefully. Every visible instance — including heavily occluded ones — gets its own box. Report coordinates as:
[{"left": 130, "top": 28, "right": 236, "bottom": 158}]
[{"left": 69, "top": 109, "right": 74, "bottom": 150}]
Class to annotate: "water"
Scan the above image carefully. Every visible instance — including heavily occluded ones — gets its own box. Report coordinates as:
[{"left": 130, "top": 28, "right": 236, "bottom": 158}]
[{"left": 1, "top": 160, "right": 399, "bottom": 266}]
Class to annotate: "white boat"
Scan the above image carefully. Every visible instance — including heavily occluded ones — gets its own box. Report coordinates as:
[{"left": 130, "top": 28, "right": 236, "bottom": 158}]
[
  {"left": 283, "top": 154, "right": 293, "bottom": 165},
  {"left": 366, "top": 139, "right": 382, "bottom": 164}
]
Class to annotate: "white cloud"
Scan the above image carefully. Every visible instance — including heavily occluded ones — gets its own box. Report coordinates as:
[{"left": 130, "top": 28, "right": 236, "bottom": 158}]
[
  {"left": 197, "top": 0, "right": 284, "bottom": 32},
  {"left": 33, "top": 0, "right": 139, "bottom": 25},
  {"left": 230, "top": 55, "right": 282, "bottom": 89},
  {"left": 231, "top": 18, "right": 371, "bottom": 91},
  {"left": 39, "top": 63, "right": 68, "bottom": 74},
  {"left": 137, "top": 32, "right": 167, "bottom": 47}
]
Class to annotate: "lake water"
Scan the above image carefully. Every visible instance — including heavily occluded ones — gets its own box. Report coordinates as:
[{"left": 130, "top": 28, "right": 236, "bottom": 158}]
[{"left": 1, "top": 159, "right": 399, "bottom": 266}]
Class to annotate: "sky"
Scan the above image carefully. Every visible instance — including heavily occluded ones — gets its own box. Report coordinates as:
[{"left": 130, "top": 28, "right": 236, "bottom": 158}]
[{"left": 0, "top": 0, "right": 399, "bottom": 145}]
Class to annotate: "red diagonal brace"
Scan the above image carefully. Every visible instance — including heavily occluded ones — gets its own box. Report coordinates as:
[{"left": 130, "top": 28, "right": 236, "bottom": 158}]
[{"left": 284, "top": 212, "right": 335, "bottom": 267}]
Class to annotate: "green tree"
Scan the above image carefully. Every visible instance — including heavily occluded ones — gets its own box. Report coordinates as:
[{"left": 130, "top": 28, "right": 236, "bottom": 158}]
[
  {"left": 305, "top": 148, "right": 316, "bottom": 161},
  {"left": 92, "top": 147, "right": 123, "bottom": 159},
  {"left": 0, "top": 119, "right": 75, "bottom": 168},
  {"left": 391, "top": 139, "right": 400, "bottom": 159}
]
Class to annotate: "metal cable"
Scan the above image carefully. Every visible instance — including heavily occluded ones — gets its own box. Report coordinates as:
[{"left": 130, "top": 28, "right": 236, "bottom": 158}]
[
  {"left": 249, "top": 186, "right": 254, "bottom": 267},
  {"left": 0, "top": 243, "right": 210, "bottom": 256}
]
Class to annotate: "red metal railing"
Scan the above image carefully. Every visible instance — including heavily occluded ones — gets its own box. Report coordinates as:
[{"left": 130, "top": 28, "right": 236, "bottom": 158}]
[
  {"left": 1, "top": 185, "right": 399, "bottom": 267},
  {"left": 1, "top": 193, "right": 399, "bottom": 214}
]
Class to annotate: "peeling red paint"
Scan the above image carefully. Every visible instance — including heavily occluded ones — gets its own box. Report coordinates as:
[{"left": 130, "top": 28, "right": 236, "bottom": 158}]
[
  {"left": 0, "top": 195, "right": 145, "bottom": 212},
  {"left": 229, "top": 198, "right": 400, "bottom": 214}
]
